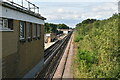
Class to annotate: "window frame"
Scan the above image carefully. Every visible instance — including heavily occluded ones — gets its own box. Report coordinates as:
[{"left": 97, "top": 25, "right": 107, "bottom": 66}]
[
  {"left": 27, "top": 23, "right": 32, "bottom": 39},
  {"left": 20, "top": 21, "right": 26, "bottom": 40},
  {"left": 37, "top": 24, "right": 41, "bottom": 38},
  {"left": 0, "top": 18, "right": 14, "bottom": 31},
  {"left": 8, "top": 19, "right": 13, "bottom": 30},
  {"left": 2, "top": 19, "right": 8, "bottom": 29},
  {"left": 33, "top": 23, "right": 37, "bottom": 39}
]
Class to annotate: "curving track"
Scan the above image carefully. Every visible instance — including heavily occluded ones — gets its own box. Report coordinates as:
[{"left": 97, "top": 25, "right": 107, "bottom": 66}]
[{"left": 35, "top": 31, "right": 73, "bottom": 79}]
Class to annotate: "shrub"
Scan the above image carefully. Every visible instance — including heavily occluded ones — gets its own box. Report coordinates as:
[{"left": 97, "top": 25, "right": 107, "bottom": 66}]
[
  {"left": 77, "top": 50, "right": 97, "bottom": 66},
  {"left": 74, "top": 36, "right": 83, "bottom": 42},
  {"left": 74, "top": 14, "right": 120, "bottom": 78}
]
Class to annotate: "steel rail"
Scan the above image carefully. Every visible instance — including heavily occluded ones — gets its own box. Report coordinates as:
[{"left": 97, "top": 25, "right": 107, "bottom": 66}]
[
  {"left": 35, "top": 31, "right": 73, "bottom": 79},
  {"left": 44, "top": 40, "right": 61, "bottom": 61}
]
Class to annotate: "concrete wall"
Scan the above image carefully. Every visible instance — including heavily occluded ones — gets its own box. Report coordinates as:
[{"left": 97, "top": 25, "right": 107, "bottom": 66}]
[{"left": 2, "top": 20, "right": 44, "bottom": 78}]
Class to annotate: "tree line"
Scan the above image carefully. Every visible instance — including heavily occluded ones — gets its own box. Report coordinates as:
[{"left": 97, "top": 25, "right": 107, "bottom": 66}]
[{"left": 45, "top": 23, "right": 69, "bottom": 34}]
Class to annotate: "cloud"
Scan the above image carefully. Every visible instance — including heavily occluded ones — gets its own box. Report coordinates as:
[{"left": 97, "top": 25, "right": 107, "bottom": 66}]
[
  {"left": 39, "top": 2, "right": 118, "bottom": 28},
  {"left": 57, "top": 8, "right": 64, "bottom": 13},
  {"left": 92, "top": 2, "right": 118, "bottom": 12},
  {"left": 4, "top": 0, "right": 118, "bottom": 3},
  {"left": 23, "top": 0, "right": 118, "bottom": 2},
  {"left": 3, "top": 0, "right": 118, "bottom": 28}
]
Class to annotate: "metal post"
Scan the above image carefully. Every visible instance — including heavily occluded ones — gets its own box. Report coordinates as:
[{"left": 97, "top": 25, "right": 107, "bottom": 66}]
[
  {"left": 34, "top": 6, "right": 35, "bottom": 13},
  {"left": 12, "top": 0, "right": 13, "bottom": 5},
  {"left": 22, "top": 0, "right": 23, "bottom": 7},
  {"left": 38, "top": 7, "right": 39, "bottom": 14},
  {"left": 28, "top": 2, "right": 30, "bottom": 10}
]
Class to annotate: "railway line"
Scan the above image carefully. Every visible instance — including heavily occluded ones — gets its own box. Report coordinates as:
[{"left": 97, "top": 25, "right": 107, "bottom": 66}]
[
  {"left": 35, "top": 31, "right": 73, "bottom": 79},
  {"left": 44, "top": 40, "right": 61, "bottom": 61}
]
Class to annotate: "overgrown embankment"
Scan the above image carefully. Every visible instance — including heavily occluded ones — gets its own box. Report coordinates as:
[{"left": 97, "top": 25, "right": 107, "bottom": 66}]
[{"left": 74, "top": 14, "right": 120, "bottom": 78}]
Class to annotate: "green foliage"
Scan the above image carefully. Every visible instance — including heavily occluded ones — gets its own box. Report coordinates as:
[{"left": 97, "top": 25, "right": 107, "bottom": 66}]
[
  {"left": 74, "top": 14, "right": 120, "bottom": 78},
  {"left": 74, "top": 36, "right": 83, "bottom": 42},
  {"left": 74, "top": 33, "right": 83, "bottom": 42},
  {"left": 58, "top": 24, "right": 69, "bottom": 29},
  {"left": 45, "top": 23, "right": 58, "bottom": 33},
  {"left": 76, "top": 50, "right": 97, "bottom": 66},
  {"left": 82, "top": 19, "right": 97, "bottom": 24},
  {"left": 45, "top": 23, "right": 69, "bottom": 33}
]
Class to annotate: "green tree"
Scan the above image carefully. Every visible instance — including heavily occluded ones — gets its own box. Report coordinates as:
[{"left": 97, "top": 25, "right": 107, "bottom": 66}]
[{"left": 58, "top": 24, "right": 69, "bottom": 29}]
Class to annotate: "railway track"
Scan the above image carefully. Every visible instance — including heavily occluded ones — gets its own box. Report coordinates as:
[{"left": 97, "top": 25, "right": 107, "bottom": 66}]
[
  {"left": 44, "top": 40, "right": 62, "bottom": 61},
  {"left": 53, "top": 34, "right": 74, "bottom": 79},
  {"left": 35, "top": 31, "right": 73, "bottom": 79}
]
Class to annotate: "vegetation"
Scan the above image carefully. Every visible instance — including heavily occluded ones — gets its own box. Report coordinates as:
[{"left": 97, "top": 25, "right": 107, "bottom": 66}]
[
  {"left": 74, "top": 14, "right": 120, "bottom": 79},
  {"left": 45, "top": 23, "right": 69, "bottom": 33},
  {"left": 45, "top": 23, "right": 58, "bottom": 33},
  {"left": 57, "top": 24, "right": 69, "bottom": 29}
]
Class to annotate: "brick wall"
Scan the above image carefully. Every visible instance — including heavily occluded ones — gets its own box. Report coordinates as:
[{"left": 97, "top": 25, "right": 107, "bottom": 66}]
[{"left": 2, "top": 20, "right": 44, "bottom": 78}]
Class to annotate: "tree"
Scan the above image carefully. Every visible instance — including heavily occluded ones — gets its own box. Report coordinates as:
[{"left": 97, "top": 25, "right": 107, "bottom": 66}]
[
  {"left": 82, "top": 19, "right": 97, "bottom": 24},
  {"left": 45, "top": 23, "right": 69, "bottom": 34},
  {"left": 58, "top": 24, "right": 69, "bottom": 29}
]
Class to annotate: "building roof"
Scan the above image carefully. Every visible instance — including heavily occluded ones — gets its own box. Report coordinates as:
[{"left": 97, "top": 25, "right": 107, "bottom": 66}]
[{"left": 1, "top": 0, "right": 46, "bottom": 20}]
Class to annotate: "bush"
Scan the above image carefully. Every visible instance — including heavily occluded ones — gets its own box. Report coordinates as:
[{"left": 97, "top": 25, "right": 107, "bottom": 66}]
[
  {"left": 77, "top": 50, "right": 97, "bottom": 66},
  {"left": 74, "top": 36, "right": 83, "bottom": 42},
  {"left": 74, "top": 14, "right": 120, "bottom": 78}
]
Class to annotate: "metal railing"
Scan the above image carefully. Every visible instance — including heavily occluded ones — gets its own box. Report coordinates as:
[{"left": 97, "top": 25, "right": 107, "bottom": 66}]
[{"left": 3, "top": 0, "right": 40, "bottom": 14}]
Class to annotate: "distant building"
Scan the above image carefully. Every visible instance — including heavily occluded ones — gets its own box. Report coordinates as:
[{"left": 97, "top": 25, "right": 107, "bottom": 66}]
[
  {"left": 0, "top": 0, "right": 46, "bottom": 78},
  {"left": 57, "top": 29, "right": 72, "bottom": 34},
  {"left": 44, "top": 33, "right": 56, "bottom": 43}
]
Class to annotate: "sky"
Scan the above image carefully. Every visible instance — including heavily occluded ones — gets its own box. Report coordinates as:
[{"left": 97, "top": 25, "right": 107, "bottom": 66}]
[{"left": 4, "top": 0, "right": 119, "bottom": 28}]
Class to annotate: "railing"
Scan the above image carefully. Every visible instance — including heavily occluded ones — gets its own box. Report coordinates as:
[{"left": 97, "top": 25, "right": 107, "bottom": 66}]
[{"left": 3, "top": 0, "right": 40, "bottom": 14}]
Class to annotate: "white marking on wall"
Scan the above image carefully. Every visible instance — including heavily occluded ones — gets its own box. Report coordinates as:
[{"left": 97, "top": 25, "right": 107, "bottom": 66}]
[{"left": 0, "top": 5, "right": 45, "bottom": 24}]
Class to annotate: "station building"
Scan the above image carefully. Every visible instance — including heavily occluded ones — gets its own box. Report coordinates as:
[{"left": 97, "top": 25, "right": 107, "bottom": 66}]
[
  {"left": 57, "top": 29, "right": 72, "bottom": 34},
  {"left": 0, "top": 0, "right": 46, "bottom": 78},
  {"left": 44, "top": 33, "right": 56, "bottom": 43}
]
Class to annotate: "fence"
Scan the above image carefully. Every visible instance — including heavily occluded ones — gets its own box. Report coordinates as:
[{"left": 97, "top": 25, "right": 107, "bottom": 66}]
[{"left": 3, "top": 0, "right": 40, "bottom": 14}]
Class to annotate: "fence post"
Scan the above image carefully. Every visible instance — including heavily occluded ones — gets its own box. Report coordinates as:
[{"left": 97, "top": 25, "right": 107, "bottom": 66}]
[
  {"left": 21, "top": 0, "right": 23, "bottom": 7},
  {"left": 38, "top": 7, "right": 39, "bottom": 14},
  {"left": 28, "top": 2, "right": 30, "bottom": 10},
  {"left": 34, "top": 6, "right": 35, "bottom": 13}
]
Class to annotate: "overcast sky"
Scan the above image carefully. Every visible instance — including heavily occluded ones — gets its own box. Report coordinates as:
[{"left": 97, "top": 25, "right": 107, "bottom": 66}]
[{"left": 5, "top": 0, "right": 119, "bottom": 28}]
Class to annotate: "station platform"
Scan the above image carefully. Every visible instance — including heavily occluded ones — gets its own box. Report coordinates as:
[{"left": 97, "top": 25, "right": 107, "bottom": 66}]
[
  {"left": 44, "top": 41, "right": 57, "bottom": 50},
  {"left": 44, "top": 34, "right": 67, "bottom": 50}
]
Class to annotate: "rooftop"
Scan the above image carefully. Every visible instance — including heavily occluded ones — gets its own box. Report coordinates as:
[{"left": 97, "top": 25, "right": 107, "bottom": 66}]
[{"left": 1, "top": 0, "right": 46, "bottom": 20}]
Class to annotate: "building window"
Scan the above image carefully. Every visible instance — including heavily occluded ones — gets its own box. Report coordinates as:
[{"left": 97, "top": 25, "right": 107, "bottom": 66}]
[
  {"left": 8, "top": 19, "right": 13, "bottom": 30},
  {"left": 28, "top": 23, "right": 32, "bottom": 38},
  {"left": 0, "top": 18, "right": 13, "bottom": 30},
  {"left": 37, "top": 24, "right": 41, "bottom": 37},
  {"left": 3, "top": 19, "right": 8, "bottom": 29},
  {"left": 0, "top": 18, "right": 2, "bottom": 30},
  {"left": 33, "top": 24, "right": 37, "bottom": 38},
  {"left": 20, "top": 21, "right": 26, "bottom": 40}
]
